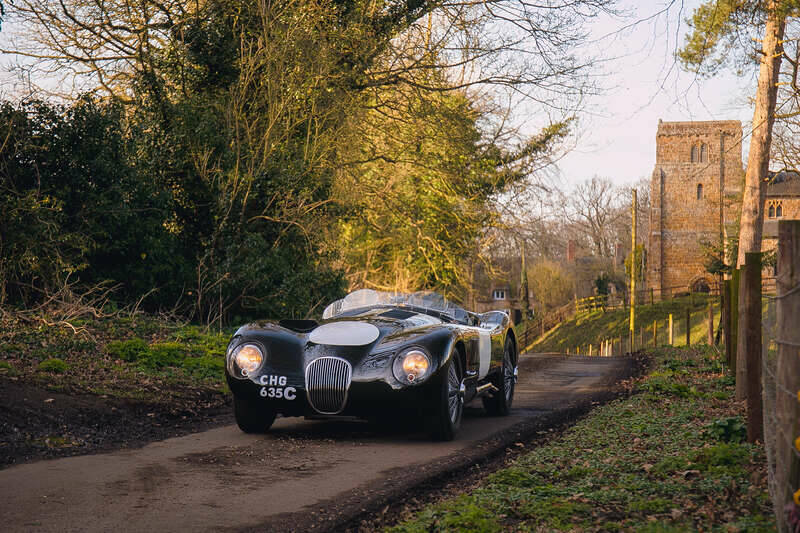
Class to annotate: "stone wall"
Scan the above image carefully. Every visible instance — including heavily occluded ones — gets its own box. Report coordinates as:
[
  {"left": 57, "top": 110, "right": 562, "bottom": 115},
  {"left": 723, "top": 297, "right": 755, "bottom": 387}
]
[{"left": 647, "top": 120, "right": 744, "bottom": 295}]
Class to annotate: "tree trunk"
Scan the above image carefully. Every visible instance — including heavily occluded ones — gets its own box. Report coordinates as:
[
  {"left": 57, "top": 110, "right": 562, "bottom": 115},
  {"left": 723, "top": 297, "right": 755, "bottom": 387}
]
[
  {"left": 737, "top": 1, "right": 785, "bottom": 267},
  {"left": 735, "top": 1, "right": 786, "bottom": 400}
]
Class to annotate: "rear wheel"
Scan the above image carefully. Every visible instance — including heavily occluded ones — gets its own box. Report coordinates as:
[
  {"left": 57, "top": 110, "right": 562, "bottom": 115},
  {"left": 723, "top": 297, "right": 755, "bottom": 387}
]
[
  {"left": 483, "top": 337, "right": 516, "bottom": 416},
  {"left": 234, "top": 396, "right": 277, "bottom": 434},
  {"left": 429, "top": 356, "right": 464, "bottom": 441}
]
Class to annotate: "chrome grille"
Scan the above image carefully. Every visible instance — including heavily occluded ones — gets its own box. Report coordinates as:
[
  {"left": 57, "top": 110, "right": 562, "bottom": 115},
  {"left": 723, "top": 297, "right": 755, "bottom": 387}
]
[{"left": 305, "top": 357, "right": 352, "bottom": 414}]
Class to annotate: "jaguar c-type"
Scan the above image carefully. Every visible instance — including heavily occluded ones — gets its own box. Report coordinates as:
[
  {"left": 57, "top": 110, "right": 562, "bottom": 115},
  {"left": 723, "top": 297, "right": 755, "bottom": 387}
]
[{"left": 224, "top": 289, "right": 518, "bottom": 440}]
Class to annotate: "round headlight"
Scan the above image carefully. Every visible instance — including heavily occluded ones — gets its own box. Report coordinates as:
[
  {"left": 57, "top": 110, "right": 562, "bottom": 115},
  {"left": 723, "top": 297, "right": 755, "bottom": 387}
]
[
  {"left": 393, "top": 348, "right": 431, "bottom": 385},
  {"left": 231, "top": 343, "right": 264, "bottom": 376}
]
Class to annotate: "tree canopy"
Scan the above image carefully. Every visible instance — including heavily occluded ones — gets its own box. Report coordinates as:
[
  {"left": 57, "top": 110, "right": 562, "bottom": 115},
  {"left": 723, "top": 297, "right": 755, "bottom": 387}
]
[{"left": 0, "top": 0, "right": 614, "bottom": 320}]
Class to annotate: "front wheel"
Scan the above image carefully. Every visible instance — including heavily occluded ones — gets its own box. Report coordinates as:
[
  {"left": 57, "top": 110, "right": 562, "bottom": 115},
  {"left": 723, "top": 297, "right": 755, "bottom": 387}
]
[
  {"left": 234, "top": 396, "right": 277, "bottom": 434},
  {"left": 483, "top": 337, "right": 516, "bottom": 416},
  {"left": 429, "top": 356, "right": 464, "bottom": 441}
]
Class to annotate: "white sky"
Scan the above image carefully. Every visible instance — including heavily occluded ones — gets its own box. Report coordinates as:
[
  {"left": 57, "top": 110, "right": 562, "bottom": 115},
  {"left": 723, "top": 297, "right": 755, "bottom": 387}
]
[{"left": 554, "top": 0, "right": 756, "bottom": 188}]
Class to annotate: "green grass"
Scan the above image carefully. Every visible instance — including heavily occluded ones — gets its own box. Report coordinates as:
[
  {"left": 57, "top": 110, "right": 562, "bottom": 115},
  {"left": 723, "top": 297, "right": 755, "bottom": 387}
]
[
  {"left": 532, "top": 294, "right": 721, "bottom": 353},
  {"left": 388, "top": 345, "right": 773, "bottom": 532}
]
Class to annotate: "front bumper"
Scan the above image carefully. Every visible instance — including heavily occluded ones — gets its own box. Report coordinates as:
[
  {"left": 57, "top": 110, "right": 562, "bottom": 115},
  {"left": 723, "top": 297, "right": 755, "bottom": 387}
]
[{"left": 226, "top": 373, "right": 441, "bottom": 418}]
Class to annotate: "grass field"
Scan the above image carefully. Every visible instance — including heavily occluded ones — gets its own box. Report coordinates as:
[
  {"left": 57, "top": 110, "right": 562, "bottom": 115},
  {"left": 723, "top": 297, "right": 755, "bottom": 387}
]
[
  {"left": 388, "top": 345, "right": 773, "bottom": 532},
  {"left": 530, "top": 294, "right": 723, "bottom": 354}
]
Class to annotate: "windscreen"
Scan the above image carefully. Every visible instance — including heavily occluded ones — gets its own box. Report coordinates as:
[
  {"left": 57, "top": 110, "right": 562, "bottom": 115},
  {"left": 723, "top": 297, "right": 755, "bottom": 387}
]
[{"left": 322, "top": 289, "right": 467, "bottom": 321}]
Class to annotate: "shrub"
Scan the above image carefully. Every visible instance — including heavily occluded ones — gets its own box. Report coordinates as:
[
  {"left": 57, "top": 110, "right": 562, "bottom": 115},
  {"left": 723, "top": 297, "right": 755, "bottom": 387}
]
[
  {"left": 706, "top": 417, "right": 746, "bottom": 443},
  {"left": 181, "top": 355, "right": 224, "bottom": 379},
  {"left": 137, "top": 342, "right": 185, "bottom": 369},
  {"left": 38, "top": 358, "right": 68, "bottom": 373},
  {"left": 106, "top": 338, "right": 148, "bottom": 362}
]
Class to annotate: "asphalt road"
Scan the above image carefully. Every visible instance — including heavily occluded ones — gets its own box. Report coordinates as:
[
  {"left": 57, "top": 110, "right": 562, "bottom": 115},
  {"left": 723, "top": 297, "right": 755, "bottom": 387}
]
[{"left": 0, "top": 354, "right": 634, "bottom": 532}]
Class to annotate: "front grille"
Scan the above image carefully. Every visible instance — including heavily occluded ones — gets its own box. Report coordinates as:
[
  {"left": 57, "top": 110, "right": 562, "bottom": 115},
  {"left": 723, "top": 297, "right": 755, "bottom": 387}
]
[{"left": 305, "top": 357, "right": 352, "bottom": 414}]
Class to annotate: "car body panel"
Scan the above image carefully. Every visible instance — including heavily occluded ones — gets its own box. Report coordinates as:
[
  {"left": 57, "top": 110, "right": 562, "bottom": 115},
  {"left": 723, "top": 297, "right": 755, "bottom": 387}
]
[{"left": 225, "top": 290, "right": 516, "bottom": 426}]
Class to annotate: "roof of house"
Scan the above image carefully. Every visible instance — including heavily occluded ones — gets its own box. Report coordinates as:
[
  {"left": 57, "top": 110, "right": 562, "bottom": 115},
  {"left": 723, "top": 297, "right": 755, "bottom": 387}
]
[{"left": 767, "top": 171, "right": 800, "bottom": 196}]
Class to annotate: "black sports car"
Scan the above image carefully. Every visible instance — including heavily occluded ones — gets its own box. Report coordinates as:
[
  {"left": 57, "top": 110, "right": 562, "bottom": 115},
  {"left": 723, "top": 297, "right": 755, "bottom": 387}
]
[{"left": 224, "top": 289, "right": 518, "bottom": 440}]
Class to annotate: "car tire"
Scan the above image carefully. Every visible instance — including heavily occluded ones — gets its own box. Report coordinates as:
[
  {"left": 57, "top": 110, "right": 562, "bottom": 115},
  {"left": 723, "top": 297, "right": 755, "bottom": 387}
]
[
  {"left": 234, "top": 396, "right": 277, "bottom": 434},
  {"left": 429, "top": 356, "right": 464, "bottom": 441},
  {"left": 483, "top": 336, "right": 516, "bottom": 416}
]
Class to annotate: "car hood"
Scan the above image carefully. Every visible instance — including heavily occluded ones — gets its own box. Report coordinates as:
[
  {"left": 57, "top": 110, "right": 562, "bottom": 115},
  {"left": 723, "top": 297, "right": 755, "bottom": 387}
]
[{"left": 239, "top": 307, "right": 449, "bottom": 350}]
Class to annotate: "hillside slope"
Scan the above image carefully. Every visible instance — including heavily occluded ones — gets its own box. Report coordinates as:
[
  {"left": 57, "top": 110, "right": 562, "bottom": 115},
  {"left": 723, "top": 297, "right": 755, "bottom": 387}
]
[{"left": 532, "top": 294, "right": 721, "bottom": 353}]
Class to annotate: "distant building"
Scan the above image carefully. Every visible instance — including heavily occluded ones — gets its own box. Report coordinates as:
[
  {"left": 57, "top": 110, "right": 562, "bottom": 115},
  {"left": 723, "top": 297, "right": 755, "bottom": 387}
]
[
  {"left": 763, "top": 171, "right": 800, "bottom": 250},
  {"left": 646, "top": 120, "right": 800, "bottom": 295}
]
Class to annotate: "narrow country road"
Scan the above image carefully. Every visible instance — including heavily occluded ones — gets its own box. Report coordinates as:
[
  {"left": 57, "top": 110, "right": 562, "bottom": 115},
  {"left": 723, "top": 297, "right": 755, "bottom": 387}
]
[{"left": 0, "top": 354, "right": 636, "bottom": 532}]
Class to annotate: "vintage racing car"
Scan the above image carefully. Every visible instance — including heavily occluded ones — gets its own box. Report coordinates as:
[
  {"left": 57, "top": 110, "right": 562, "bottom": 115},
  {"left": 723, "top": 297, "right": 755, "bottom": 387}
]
[{"left": 224, "top": 289, "right": 518, "bottom": 440}]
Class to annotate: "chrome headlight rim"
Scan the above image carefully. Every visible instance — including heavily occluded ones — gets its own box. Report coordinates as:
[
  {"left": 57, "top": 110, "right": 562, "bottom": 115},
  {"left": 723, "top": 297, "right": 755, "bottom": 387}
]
[
  {"left": 227, "top": 341, "right": 266, "bottom": 379},
  {"left": 392, "top": 346, "right": 432, "bottom": 386}
]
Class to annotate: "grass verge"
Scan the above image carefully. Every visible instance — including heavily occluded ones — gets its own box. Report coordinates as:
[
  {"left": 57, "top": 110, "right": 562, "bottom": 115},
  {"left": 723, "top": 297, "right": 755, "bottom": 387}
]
[
  {"left": 532, "top": 294, "right": 720, "bottom": 353},
  {"left": 388, "top": 345, "right": 773, "bottom": 532},
  {"left": 0, "top": 312, "right": 233, "bottom": 403}
]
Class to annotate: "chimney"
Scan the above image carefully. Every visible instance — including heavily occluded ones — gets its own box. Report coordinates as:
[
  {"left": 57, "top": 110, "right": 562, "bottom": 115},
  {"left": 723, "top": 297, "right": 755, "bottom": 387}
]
[
  {"left": 614, "top": 242, "right": 623, "bottom": 268},
  {"left": 566, "top": 240, "right": 576, "bottom": 263}
]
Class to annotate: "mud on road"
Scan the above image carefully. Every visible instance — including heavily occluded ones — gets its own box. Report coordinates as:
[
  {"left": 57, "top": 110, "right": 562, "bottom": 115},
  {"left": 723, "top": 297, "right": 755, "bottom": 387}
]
[{"left": 0, "top": 353, "right": 645, "bottom": 533}]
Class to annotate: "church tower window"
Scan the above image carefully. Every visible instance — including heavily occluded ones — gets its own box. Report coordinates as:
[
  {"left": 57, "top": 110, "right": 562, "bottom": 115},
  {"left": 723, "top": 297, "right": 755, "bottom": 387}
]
[
  {"left": 691, "top": 145, "right": 699, "bottom": 162},
  {"left": 777, "top": 204, "right": 783, "bottom": 217},
  {"left": 700, "top": 143, "right": 708, "bottom": 162},
  {"left": 769, "top": 205, "right": 775, "bottom": 218},
  {"left": 696, "top": 183, "right": 703, "bottom": 200}
]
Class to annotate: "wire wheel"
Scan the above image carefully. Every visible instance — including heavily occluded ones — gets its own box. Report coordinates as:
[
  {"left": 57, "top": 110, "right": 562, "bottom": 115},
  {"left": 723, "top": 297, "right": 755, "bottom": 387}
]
[
  {"left": 483, "top": 336, "right": 516, "bottom": 416},
  {"left": 430, "top": 356, "right": 464, "bottom": 441},
  {"left": 503, "top": 344, "right": 516, "bottom": 404},
  {"left": 447, "top": 358, "right": 464, "bottom": 425}
]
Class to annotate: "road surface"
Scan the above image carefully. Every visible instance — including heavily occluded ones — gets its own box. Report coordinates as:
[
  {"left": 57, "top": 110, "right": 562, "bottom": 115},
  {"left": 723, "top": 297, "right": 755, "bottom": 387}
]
[{"left": 0, "top": 354, "right": 635, "bottom": 532}]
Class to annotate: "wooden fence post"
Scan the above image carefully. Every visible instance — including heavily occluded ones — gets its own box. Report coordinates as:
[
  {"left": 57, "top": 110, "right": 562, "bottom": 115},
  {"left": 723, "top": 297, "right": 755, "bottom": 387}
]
[
  {"left": 707, "top": 301, "right": 714, "bottom": 345},
  {"left": 742, "top": 252, "right": 762, "bottom": 442},
  {"left": 668, "top": 314, "right": 673, "bottom": 345},
  {"left": 653, "top": 320, "right": 657, "bottom": 347},
  {"left": 723, "top": 279, "right": 732, "bottom": 364},
  {"left": 775, "top": 221, "right": 800, "bottom": 527},
  {"left": 729, "top": 269, "right": 740, "bottom": 371},
  {"left": 686, "top": 308, "right": 691, "bottom": 346}
]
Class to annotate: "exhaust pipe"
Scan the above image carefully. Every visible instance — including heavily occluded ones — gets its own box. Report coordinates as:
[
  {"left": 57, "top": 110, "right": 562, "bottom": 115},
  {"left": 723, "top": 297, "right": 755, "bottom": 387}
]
[{"left": 476, "top": 382, "right": 499, "bottom": 395}]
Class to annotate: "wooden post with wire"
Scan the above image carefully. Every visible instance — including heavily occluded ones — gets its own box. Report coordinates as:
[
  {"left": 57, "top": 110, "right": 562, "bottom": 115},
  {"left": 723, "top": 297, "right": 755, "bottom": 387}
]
[
  {"left": 707, "top": 301, "right": 714, "bottom": 345},
  {"left": 668, "top": 314, "right": 673, "bottom": 345},
  {"left": 630, "top": 189, "right": 637, "bottom": 354},
  {"left": 723, "top": 279, "right": 732, "bottom": 363},
  {"left": 653, "top": 320, "right": 657, "bottom": 347},
  {"left": 686, "top": 308, "right": 691, "bottom": 346},
  {"left": 775, "top": 221, "right": 800, "bottom": 524},
  {"left": 742, "top": 252, "right": 762, "bottom": 443},
  {"left": 729, "top": 269, "right": 740, "bottom": 371}
]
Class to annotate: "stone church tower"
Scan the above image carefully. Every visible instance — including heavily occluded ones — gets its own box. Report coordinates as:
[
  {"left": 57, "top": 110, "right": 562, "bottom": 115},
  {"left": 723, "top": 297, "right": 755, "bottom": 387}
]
[{"left": 646, "top": 120, "right": 743, "bottom": 296}]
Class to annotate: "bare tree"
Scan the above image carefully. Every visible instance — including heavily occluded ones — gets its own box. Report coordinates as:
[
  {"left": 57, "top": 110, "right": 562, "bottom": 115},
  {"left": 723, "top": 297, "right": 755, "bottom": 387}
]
[{"left": 564, "top": 176, "right": 627, "bottom": 258}]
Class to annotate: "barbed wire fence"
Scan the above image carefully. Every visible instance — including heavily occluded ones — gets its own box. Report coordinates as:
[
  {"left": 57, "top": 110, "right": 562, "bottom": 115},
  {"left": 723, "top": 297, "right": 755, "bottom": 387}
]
[{"left": 761, "top": 220, "right": 800, "bottom": 533}]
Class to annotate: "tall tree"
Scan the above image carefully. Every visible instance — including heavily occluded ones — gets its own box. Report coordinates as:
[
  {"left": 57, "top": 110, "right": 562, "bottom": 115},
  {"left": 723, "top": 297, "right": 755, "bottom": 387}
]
[
  {"left": 680, "top": 0, "right": 789, "bottom": 266},
  {"left": 681, "top": 0, "right": 790, "bottom": 401}
]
